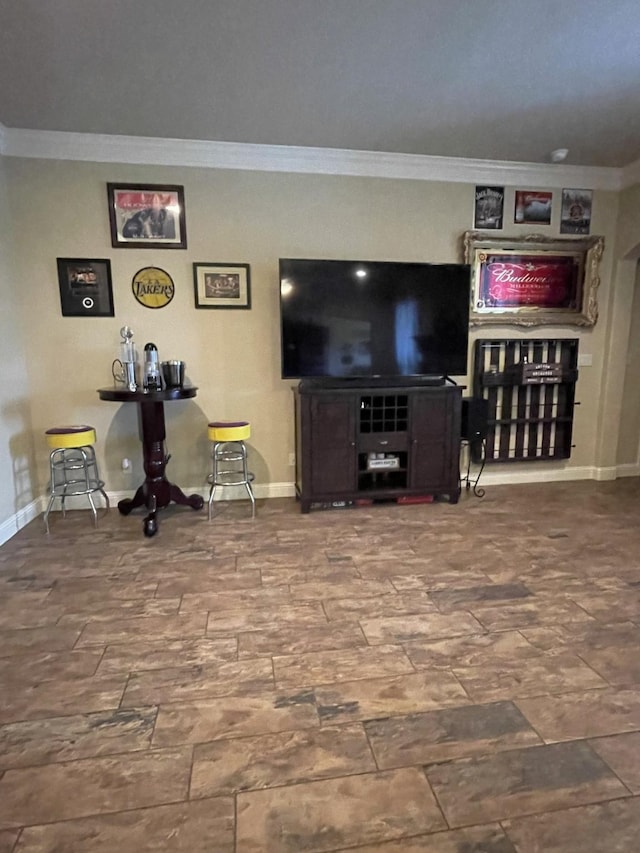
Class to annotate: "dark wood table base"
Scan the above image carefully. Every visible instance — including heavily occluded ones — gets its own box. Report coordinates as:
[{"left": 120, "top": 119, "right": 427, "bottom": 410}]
[
  {"left": 117, "top": 478, "right": 204, "bottom": 537},
  {"left": 99, "top": 387, "right": 204, "bottom": 537}
]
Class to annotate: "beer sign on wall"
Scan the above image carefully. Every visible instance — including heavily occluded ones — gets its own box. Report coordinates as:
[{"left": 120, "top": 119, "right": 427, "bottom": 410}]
[
  {"left": 463, "top": 231, "right": 604, "bottom": 328},
  {"left": 131, "top": 267, "right": 175, "bottom": 309}
]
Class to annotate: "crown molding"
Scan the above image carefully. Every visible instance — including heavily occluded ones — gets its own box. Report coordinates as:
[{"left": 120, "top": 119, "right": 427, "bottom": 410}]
[{"left": 0, "top": 126, "right": 625, "bottom": 190}]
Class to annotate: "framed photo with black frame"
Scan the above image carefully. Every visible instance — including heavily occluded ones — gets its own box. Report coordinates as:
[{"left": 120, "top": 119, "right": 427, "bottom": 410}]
[
  {"left": 193, "top": 263, "right": 251, "bottom": 309},
  {"left": 107, "top": 183, "right": 187, "bottom": 249},
  {"left": 56, "top": 258, "right": 114, "bottom": 317}
]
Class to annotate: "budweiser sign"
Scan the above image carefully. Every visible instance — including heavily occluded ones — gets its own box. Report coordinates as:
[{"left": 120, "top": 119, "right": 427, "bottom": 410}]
[{"left": 477, "top": 253, "right": 579, "bottom": 310}]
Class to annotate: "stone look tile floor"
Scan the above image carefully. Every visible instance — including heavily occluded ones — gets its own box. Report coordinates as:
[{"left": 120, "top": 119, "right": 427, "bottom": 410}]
[{"left": 1, "top": 480, "right": 640, "bottom": 851}]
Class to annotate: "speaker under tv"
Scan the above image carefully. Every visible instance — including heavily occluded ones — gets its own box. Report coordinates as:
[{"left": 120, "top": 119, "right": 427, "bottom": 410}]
[
  {"left": 461, "top": 397, "right": 489, "bottom": 442},
  {"left": 279, "top": 258, "right": 471, "bottom": 384}
]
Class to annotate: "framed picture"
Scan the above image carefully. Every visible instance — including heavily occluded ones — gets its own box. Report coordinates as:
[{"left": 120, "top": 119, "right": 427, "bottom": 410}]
[
  {"left": 193, "top": 263, "right": 251, "bottom": 309},
  {"left": 560, "top": 188, "right": 593, "bottom": 235},
  {"left": 463, "top": 232, "right": 604, "bottom": 327},
  {"left": 514, "top": 191, "right": 552, "bottom": 225},
  {"left": 474, "top": 185, "right": 504, "bottom": 230},
  {"left": 107, "top": 183, "right": 187, "bottom": 249},
  {"left": 57, "top": 258, "right": 114, "bottom": 317}
]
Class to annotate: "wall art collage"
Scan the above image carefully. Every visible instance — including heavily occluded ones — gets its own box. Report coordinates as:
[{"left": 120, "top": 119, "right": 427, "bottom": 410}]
[
  {"left": 474, "top": 185, "right": 593, "bottom": 235},
  {"left": 57, "top": 183, "right": 251, "bottom": 317}
]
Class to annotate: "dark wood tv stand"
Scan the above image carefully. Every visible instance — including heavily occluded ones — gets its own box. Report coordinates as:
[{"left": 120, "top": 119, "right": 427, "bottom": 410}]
[{"left": 293, "top": 381, "right": 462, "bottom": 513}]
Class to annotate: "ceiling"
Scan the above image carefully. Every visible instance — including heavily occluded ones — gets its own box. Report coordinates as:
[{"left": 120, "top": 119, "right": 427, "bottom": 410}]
[{"left": 1, "top": 0, "right": 639, "bottom": 169}]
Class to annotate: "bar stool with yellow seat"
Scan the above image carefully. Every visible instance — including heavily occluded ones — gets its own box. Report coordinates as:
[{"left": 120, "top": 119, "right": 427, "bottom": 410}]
[
  {"left": 44, "top": 425, "right": 109, "bottom": 533},
  {"left": 207, "top": 421, "right": 255, "bottom": 520}
]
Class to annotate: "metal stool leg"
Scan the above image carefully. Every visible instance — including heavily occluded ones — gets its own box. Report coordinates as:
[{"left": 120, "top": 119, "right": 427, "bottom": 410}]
[
  {"left": 208, "top": 440, "right": 221, "bottom": 520},
  {"left": 87, "top": 491, "right": 99, "bottom": 527},
  {"left": 84, "top": 445, "right": 110, "bottom": 513},
  {"left": 43, "top": 493, "right": 56, "bottom": 534},
  {"left": 209, "top": 440, "right": 225, "bottom": 519},
  {"left": 207, "top": 483, "right": 217, "bottom": 521},
  {"left": 44, "top": 448, "right": 61, "bottom": 533},
  {"left": 240, "top": 442, "right": 256, "bottom": 518},
  {"left": 81, "top": 447, "right": 98, "bottom": 527}
]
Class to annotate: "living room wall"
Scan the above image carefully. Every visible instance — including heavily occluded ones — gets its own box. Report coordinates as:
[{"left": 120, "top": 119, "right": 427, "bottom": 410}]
[
  {"left": 0, "top": 154, "right": 626, "bottom": 533},
  {"left": 0, "top": 156, "right": 37, "bottom": 541},
  {"left": 614, "top": 181, "right": 640, "bottom": 469}
]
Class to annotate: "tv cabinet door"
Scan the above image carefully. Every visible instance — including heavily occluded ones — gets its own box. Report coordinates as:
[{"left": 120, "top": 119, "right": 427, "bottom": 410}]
[
  {"left": 409, "top": 390, "right": 461, "bottom": 495},
  {"left": 305, "top": 394, "right": 357, "bottom": 498}
]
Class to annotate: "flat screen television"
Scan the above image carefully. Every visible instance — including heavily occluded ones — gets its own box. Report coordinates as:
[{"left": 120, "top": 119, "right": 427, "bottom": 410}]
[{"left": 280, "top": 258, "right": 471, "bottom": 382}]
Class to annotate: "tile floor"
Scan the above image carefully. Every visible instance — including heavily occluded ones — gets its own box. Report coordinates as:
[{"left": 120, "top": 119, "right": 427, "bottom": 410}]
[{"left": 1, "top": 479, "right": 640, "bottom": 851}]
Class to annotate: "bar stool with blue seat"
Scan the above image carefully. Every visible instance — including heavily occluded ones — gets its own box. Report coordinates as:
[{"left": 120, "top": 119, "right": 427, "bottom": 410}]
[
  {"left": 207, "top": 421, "right": 255, "bottom": 520},
  {"left": 44, "top": 425, "right": 109, "bottom": 533}
]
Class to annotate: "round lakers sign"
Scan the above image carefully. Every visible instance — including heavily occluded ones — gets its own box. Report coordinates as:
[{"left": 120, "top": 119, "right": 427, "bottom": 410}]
[{"left": 131, "top": 267, "right": 175, "bottom": 309}]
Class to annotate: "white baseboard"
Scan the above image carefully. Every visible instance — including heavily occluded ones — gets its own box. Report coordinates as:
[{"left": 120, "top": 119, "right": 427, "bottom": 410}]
[
  {"left": 0, "top": 498, "right": 43, "bottom": 546},
  {"left": 476, "top": 465, "right": 597, "bottom": 487},
  {"left": 0, "top": 470, "right": 637, "bottom": 545},
  {"left": 252, "top": 481, "right": 297, "bottom": 499},
  {"left": 616, "top": 462, "right": 640, "bottom": 478}
]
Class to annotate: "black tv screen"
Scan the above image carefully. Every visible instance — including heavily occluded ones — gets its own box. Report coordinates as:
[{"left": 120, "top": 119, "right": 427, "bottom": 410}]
[{"left": 280, "top": 258, "right": 470, "bottom": 380}]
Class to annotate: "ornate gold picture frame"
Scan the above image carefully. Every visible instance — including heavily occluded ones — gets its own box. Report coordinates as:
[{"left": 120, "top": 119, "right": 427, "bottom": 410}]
[{"left": 463, "top": 231, "right": 604, "bottom": 327}]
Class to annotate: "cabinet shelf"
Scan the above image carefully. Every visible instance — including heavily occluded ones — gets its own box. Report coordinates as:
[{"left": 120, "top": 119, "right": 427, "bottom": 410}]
[{"left": 358, "top": 472, "right": 408, "bottom": 491}]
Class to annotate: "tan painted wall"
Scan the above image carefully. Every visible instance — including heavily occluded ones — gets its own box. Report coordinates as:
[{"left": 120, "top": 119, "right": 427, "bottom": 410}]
[
  {"left": 1, "top": 156, "right": 625, "bottom": 518},
  {"left": 614, "top": 182, "right": 640, "bottom": 466},
  {"left": 0, "top": 156, "right": 37, "bottom": 534},
  {"left": 615, "top": 182, "right": 640, "bottom": 260},
  {"left": 617, "top": 261, "right": 640, "bottom": 466}
]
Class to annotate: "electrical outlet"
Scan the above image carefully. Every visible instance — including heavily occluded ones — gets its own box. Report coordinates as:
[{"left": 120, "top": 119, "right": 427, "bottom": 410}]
[
  {"left": 121, "top": 457, "right": 131, "bottom": 471},
  {"left": 288, "top": 452, "right": 296, "bottom": 467}
]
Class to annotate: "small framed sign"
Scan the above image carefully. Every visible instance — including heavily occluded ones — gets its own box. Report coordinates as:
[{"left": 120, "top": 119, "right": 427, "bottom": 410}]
[
  {"left": 514, "top": 191, "right": 553, "bottom": 225},
  {"left": 193, "top": 263, "right": 251, "bottom": 309},
  {"left": 474, "top": 185, "right": 504, "bottom": 230},
  {"left": 560, "top": 188, "right": 593, "bottom": 235},
  {"left": 57, "top": 258, "right": 114, "bottom": 317},
  {"left": 131, "top": 267, "right": 175, "bottom": 309},
  {"left": 107, "top": 183, "right": 187, "bottom": 249}
]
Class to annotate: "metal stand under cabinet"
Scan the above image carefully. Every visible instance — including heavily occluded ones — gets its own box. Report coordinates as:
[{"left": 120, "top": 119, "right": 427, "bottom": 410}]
[
  {"left": 293, "top": 381, "right": 462, "bottom": 513},
  {"left": 472, "top": 339, "right": 579, "bottom": 464},
  {"left": 460, "top": 436, "right": 486, "bottom": 497}
]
